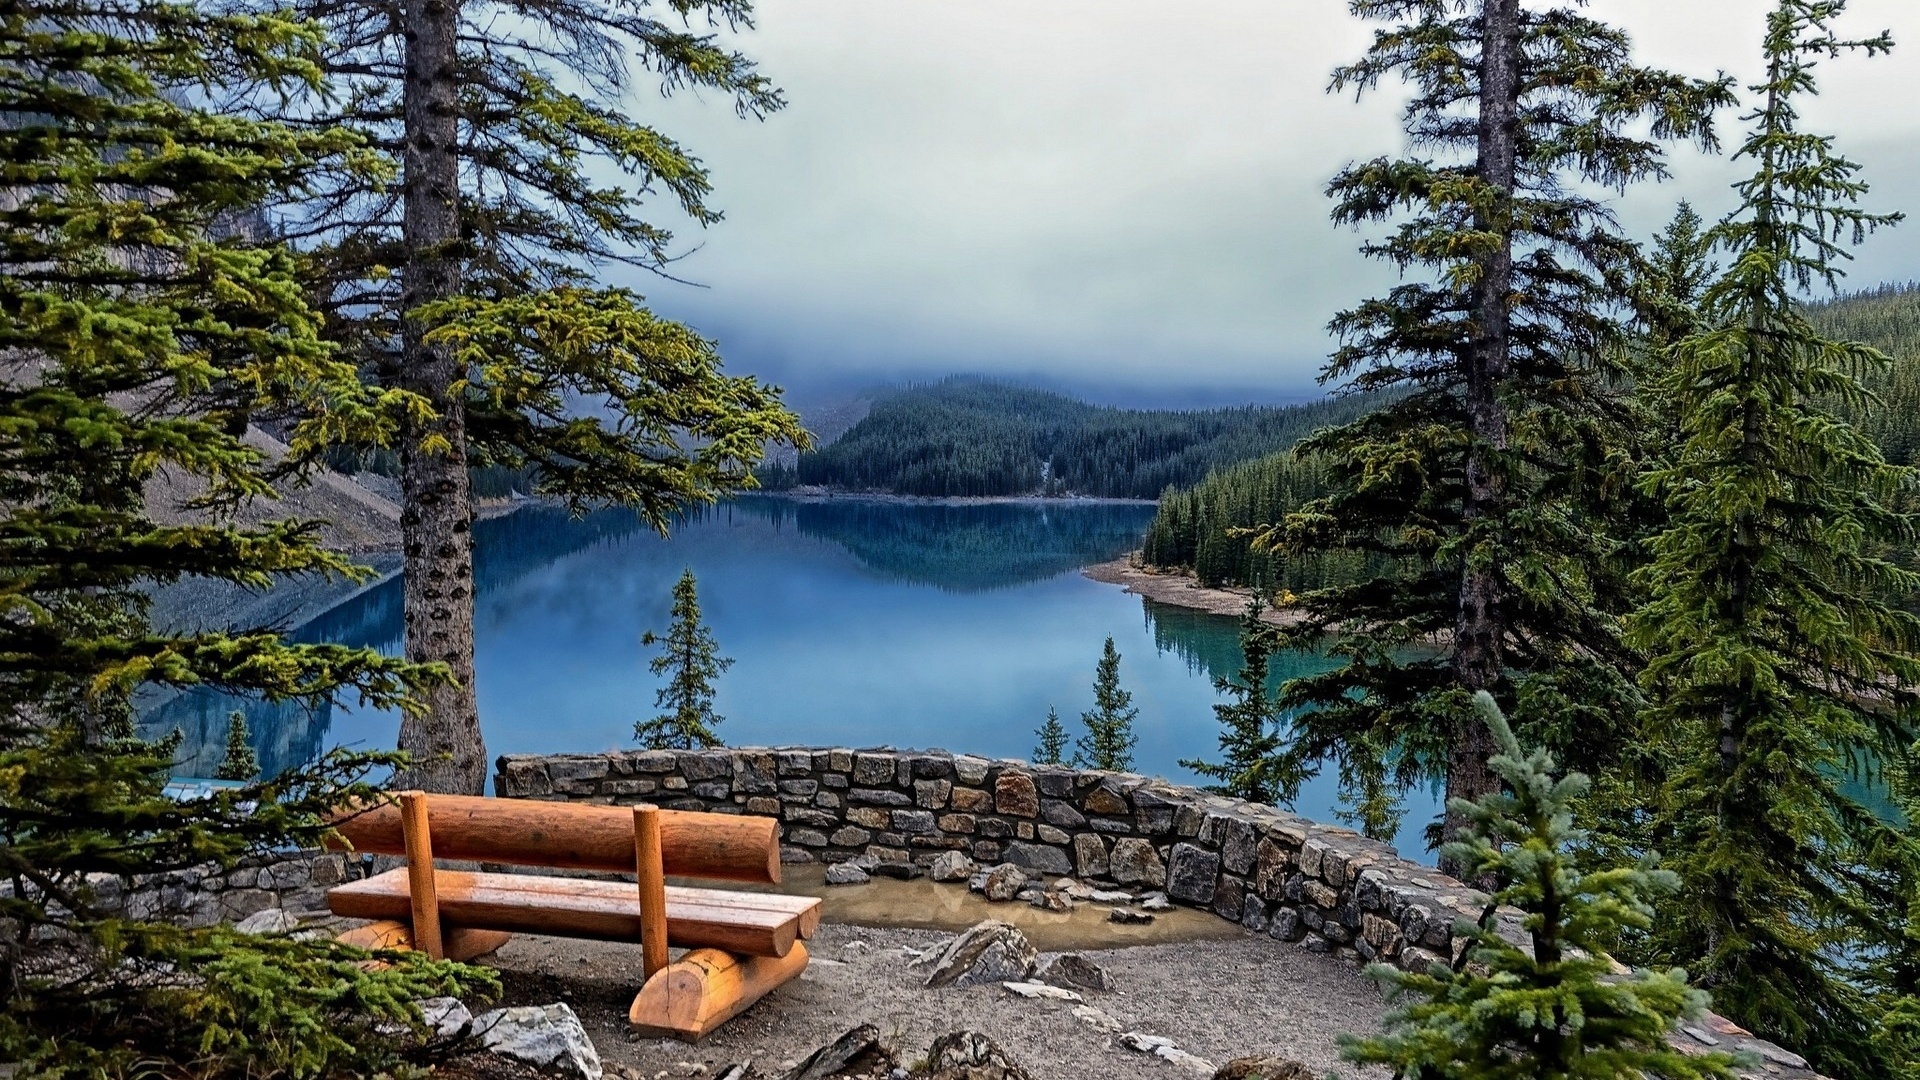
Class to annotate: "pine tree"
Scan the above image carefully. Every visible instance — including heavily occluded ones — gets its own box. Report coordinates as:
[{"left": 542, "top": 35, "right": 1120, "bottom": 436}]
[
  {"left": 1626, "top": 3, "right": 1917, "bottom": 1072},
  {"left": 1033, "top": 706, "right": 1069, "bottom": 766},
  {"left": 1343, "top": 693, "right": 1740, "bottom": 1080},
  {"left": 1244, "top": 0, "right": 1732, "bottom": 866},
  {"left": 0, "top": 3, "right": 490, "bottom": 1072},
  {"left": 247, "top": 0, "right": 811, "bottom": 792},
  {"left": 1075, "top": 636, "right": 1138, "bottom": 772},
  {"left": 215, "top": 712, "right": 261, "bottom": 782},
  {"left": 637, "top": 569, "right": 732, "bottom": 750},
  {"left": 1181, "top": 596, "right": 1299, "bottom": 803}
]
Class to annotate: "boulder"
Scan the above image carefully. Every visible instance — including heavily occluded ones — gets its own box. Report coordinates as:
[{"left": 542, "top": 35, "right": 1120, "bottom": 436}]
[
  {"left": 1210, "top": 1057, "right": 1316, "bottom": 1080},
  {"left": 418, "top": 997, "right": 473, "bottom": 1040},
  {"left": 1108, "top": 838, "right": 1167, "bottom": 888},
  {"left": 871, "top": 861, "right": 923, "bottom": 881},
  {"left": 981, "top": 864, "right": 1027, "bottom": 903},
  {"left": 924, "top": 920, "right": 1037, "bottom": 988},
  {"left": 233, "top": 908, "right": 298, "bottom": 935},
  {"left": 1000, "top": 981, "right": 1081, "bottom": 1002},
  {"left": 825, "top": 863, "right": 872, "bottom": 886},
  {"left": 1026, "top": 890, "right": 1072, "bottom": 913},
  {"left": 923, "top": 1030, "right": 1035, "bottom": 1080},
  {"left": 1033, "top": 953, "right": 1110, "bottom": 992},
  {"left": 471, "top": 1004, "right": 603, "bottom": 1080},
  {"left": 929, "top": 851, "right": 977, "bottom": 883},
  {"left": 783, "top": 1024, "right": 895, "bottom": 1080},
  {"left": 1106, "top": 907, "right": 1154, "bottom": 925}
]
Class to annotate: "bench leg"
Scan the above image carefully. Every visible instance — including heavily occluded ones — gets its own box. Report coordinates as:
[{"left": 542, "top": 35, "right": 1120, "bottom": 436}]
[
  {"left": 628, "top": 943, "right": 810, "bottom": 1042},
  {"left": 336, "top": 919, "right": 514, "bottom": 962}
]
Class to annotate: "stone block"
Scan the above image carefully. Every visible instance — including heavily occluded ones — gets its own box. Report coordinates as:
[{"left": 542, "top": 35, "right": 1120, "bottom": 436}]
[
  {"left": 1033, "top": 770, "right": 1075, "bottom": 798},
  {"left": 847, "top": 807, "right": 891, "bottom": 829},
  {"left": 1074, "top": 834, "right": 1110, "bottom": 879},
  {"left": 1255, "top": 837, "right": 1292, "bottom": 900},
  {"left": 1212, "top": 876, "right": 1247, "bottom": 920},
  {"left": 892, "top": 809, "right": 938, "bottom": 834},
  {"left": 777, "top": 750, "right": 814, "bottom": 776},
  {"left": 815, "top": 791, "right": 842, "bottom": 809},
  {"left": 680, "top": 752, "right": 731, "bottom": 781},
  {"left": 745, "top": 796, "right": 781, "bottom": 816},
  {"left": 821, "top": 773, "right": 848, "bottom": 790},
  {"left": 827, "top": 750, "right": 854, "bottom": 772},
  {"left": 849, "top": 788, "right": 911, "bottom": 806},
  {"left": 972, "top": 840, "right": 1003, "bottom": 862},
  {"left": 953, "top": 756, "right": 992, "bottom": 784},
  {"left": 910, "top": 755, "right": 956, "bottom": 780},
  {"left": 1002, "top": 841, "right": 1074, "bottom": 875},
  {"left": 1269, "top": 908, "right": 1305, "bottom": 942},
  {"left": 951, "top": 787, "right": 994, "bottom": 813},
  {"left": 1109, "top": 838, "right": 1166, "bottom": 887},
  {"left": 1040, "top": 800, "right": 1086, "bottom": 828},
  {"left": 830, "top": 826, "right": 872, "bottom": 847},
  {"left": 1082, "top": 785, "right": 1128, "bottom": 816},
  {"left": 978, "top": 818, "right": 1013, "bottom": 839},
  {"left": 788, "top": 829, "right": 829, "bottom": 848},
  {"left": 1241, "top": 894, "right": 1270, "bottom": 933},
  {"left": 852, "top": 754, "right": 898, "bottom": 787},
  {"left": 780, "top": 779, "right": 819, "bottom": 797},
  {"left": 1036, "top": 824, "right": 1071, "bottom": 845},
  {"left": 662, "top": 776, "right": 689, "bottom": 790},
  {"left": 1299, "top": 837, "right": 1328, "bottom": 879},
  {"left": 995, "top": 772, "right": 1039, "bottom": 817},
  {"left": 937, "top": 813, "right": 977, "bottom": 834},
  {"left": 733, "top": 752, "right": 779, "bottom": 795},
  {"left": 784, "top": 807, "right": 838, "bottom": 828},
  {"left": 1088, "top": 818, "right": 1135, "bottom": 834},
  {"left": 692, "top": 781, "right": 730, "bottom": 800},
  {"left": 914, "top": 779, "right": 952, "bottom": 809},
  {"left": 1166, "top": 843, "right": 1221, "bottom": 904},
  {"left": 1303, "top": 881, "right": 1340, "bottom": 909},
  {"left": 1221, "top": 818, "right": 1259, "bottom": 875},
  {"left": 1015, "top": 821, "right": 1034, "bottom": 840},
  {"left": 1173, "top": 804, "right": 1207, "bottom": 837}
]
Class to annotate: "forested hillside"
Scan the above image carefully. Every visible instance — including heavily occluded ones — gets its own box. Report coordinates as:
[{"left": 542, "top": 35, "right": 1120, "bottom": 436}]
[
  {"left": 1145, "top": 282, "right": 1920, "bottom": 593},
  {"left": 760, "top": 378, "right": 1380, "bottom": 498}
]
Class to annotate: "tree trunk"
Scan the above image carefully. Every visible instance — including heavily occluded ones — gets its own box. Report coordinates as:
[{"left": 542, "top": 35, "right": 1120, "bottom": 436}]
[
  {"left": 1443, "top": 0, "right": 1520, "bottom": 870},
  {"left": 394, "top": 0, "right": 485, "bottom": 794}
]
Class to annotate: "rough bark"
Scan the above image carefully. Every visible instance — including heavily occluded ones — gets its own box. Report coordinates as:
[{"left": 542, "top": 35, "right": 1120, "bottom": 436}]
[
  {"left": 1443, "top": 0, "right": 1520, "bottom": 864},
  {"left": 394, "top": 0, "right": 485, "bottom": 794}
]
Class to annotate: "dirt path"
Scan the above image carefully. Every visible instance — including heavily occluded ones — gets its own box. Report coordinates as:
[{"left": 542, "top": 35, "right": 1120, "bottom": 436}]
[{"left": 488, "top": 922, "right": 1386, "bottom": 1080}]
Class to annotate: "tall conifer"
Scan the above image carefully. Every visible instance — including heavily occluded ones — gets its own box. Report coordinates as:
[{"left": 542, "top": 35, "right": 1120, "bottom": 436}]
[
  {"left": 1034, "top": 707, "right": 1069, "bottom": 766},
  {"left": 0, "top": 3, "right": 487, "bottom": 1071},
  {"left": 1628, "top": 3, "right": 1917, "bottom": 1071},
  {"left": 637, "top": 569, "right": 731, "bottom": 749},
  {"left": 1075, "top": 636, "right": 1138, "bottom": 772},
  {"left": 1248, "top": 0, "right": 1731, "bottom": 865},
  {"left": 249, "top": 0, "right": 811, "bottom": 792}
]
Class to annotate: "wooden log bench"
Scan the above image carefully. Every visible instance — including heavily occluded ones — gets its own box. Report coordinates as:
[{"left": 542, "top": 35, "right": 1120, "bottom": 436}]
[{"left": 324, "top": 792, "right": 821, "bottom": 1042}]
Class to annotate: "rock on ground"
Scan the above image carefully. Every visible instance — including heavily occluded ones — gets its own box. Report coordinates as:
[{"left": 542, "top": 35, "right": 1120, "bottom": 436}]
[
  {"left": 929, "top": 852, "right": 977, "bottom": 883},
  {"left": 924, "top": 920, "right": 1037, "bottom": 989},
  {"left": 420, "top": 997, "right": 475, "bottom": 1040},
  {"left": 923, "top": 1030, "right": 1035, "bottom": 1080},
  {"left": 981, "top": 865, "right": 1027, "bottom": 903},
  {"left": 1033, "top": 953, "right": 1110, "bottom": 993},
  {"left": 782, "top": 1024, "right": 895, "bottom": 1080},
  {"left": 234, "top": 908, "right": 299, "bottom": 934},
  {"left": 825, "top": 864, "right": 872, "bottom": 886},
  {"left": 472, "top": 1004, "right": 603, "bottom": 1080}
]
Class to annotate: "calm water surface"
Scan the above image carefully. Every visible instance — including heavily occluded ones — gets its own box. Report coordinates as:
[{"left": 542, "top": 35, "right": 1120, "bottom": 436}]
[{"left": 143, "top": 497, "right": 1440, "bottom": 858}]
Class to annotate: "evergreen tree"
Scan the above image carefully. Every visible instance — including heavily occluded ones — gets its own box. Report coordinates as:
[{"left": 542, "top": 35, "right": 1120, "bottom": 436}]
[
  {"left": 1244, "top": 0, "right": 1731, "bottom": 866},
  {"left": 0, "top": 3, "right": 489, "bottom": 1072},
  {"left": 1075, "top": 637, "right": 1138, "bottom": 772},
  {"left": 1343, "top": 693, "right": 1740, "bottom": 1080},
  {"left": 248, "top": 0, "right": 811, "bottom": 793},
  {"left": 637, "top": 569, "right": 732, "bottom": 749},
  {"left": 215, "top": 712, "right": 260, "bottom": 782},
  {"left": 1033, "top": 706, "right": 1069, "bottom": 766},
  {"left": 1181, "top": 596, "right": 1299, "bottom": 804},
  {"left": 1627, "top": 3, "right": 1917, "bottom": 1072}
]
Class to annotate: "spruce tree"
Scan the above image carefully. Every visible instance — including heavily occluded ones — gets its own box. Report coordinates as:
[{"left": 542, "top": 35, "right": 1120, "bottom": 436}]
[
  {"left": 1034, "top": 706, "right": 1069, "bottom": 766},
  {"left": 0, "top": 3, "right": 489, "bottom": 1072},
  {"left": 1181, "top": 596, "right": 1298, "bottom": 803},
  {"left": 638, "top": 569, "right": 732, "bottom": 749},
  {"left": 249, "top": 0, "right": 811, "bottom": 792},
  {"left": 1246, "top": 0, "right": 1731, "bottom": 864},
  {"left": 1075, "top": 636, "right": 1138, "bottom": 772},
  {"left": 215, "top": 712, "right": 260, "bottom": 782},
  {"left": 1343, "top": 694, "right": 1740, "bottom": 1080},
  {"left": 1627, "top": 3, "right": 1918, "bottom": 1071}
]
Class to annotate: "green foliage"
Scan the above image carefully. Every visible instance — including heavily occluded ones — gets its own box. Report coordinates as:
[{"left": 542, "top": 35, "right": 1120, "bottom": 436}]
[
  {"left": 1808, "top": 283, "right": 1920, "bottom": 465},
  {"left": 214, "top": 712, "right": 259, "bottom": 782},
  {"left": 1180, "top": 597, "right": 1300, "bottom": 804},
  {"left": 1075, "top": 637, "right": 1138, "bottom": 772},
  {"left": 638, "top": 569, "right": 732, "bottom": 749},
  {"left": 0, "top": 2, "right": 493, "bottom": 1072},
  {"left": 1625, "top": 5, "right": 1919, "bottom": 1074},
  {"left": 776, "top": 377, "right": 1383, "bottom": 499},
  {"left": 1343, "top": 693, "right": 1742, "bottom": 1080},
  {"left": 1240, "top": 0, "right": 1731, "bottom": 849},
  {"left": 1033, "top": 707, "right": 1069, "bottom": 766}
]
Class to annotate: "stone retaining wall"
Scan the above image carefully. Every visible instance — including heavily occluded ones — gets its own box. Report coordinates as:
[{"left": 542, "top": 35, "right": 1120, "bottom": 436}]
[
  {"left": 96, "top": 850, "right": 357, "bottom": 928},
  {"left": 497, "top": 745, "right": 1826, "bottom": 1080}
]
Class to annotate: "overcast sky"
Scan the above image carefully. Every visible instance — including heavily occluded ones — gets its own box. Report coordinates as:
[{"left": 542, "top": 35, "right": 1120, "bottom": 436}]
[{"left": 624, "top": 0, "right": 1920, "bottom": 405}]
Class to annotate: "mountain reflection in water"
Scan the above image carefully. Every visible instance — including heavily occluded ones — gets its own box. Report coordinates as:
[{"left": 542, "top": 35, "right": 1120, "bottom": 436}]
[{"left": 141, "top": 496, "right": 1441, "bottom": 859}]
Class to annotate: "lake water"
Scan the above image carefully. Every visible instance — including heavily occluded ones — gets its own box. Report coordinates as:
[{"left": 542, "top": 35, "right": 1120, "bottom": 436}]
[{"left": 141, "top": 496, "right": 1440, "bottom": 858}]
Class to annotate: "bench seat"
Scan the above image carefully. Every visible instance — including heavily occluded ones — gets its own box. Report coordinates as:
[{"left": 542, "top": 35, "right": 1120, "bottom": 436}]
[{"left": 329, "top": 869, "right": 820, "bottom": 958}]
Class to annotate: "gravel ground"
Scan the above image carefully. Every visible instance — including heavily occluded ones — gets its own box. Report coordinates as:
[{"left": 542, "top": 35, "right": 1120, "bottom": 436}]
[{"left": 484, "top": 921, "right": 1389, "bottom": 1080}]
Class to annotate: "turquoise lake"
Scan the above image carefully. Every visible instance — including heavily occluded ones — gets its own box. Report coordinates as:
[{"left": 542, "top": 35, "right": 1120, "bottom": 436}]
[{"left": 142, "top": 497, "right": 1441, "bottom": 859}]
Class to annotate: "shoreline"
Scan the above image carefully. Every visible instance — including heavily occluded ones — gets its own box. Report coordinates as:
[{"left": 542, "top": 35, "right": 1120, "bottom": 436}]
[
  {"left": 753, "top": 488, "right": 1156, "bottom": 508},
  {"left": 1082, "top": 554, "right": 1310, "bottom": 626}
]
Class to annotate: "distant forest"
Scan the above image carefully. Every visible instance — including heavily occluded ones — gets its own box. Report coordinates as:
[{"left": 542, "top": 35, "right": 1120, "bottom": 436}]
[
  {"left": 757, "top": 378, "right": 1381, "bottom": 499},
  {"left": 1145, "top": 283, "right": 1920, "bottom": 590}
]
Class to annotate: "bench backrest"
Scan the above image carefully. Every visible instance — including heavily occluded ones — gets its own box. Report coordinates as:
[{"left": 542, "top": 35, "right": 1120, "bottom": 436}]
[{"left": 329, "top": 793, "right": 780, "bottom": 884}]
